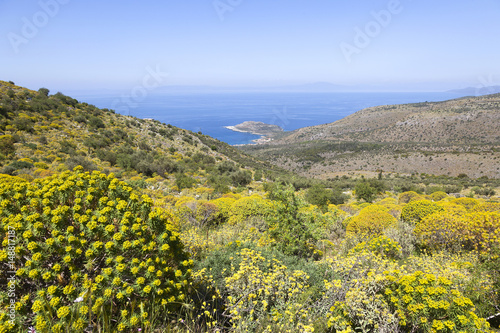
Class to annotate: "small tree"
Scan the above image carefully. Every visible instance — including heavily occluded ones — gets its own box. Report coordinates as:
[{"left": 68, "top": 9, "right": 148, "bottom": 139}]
[
  {"left": 266, "top": 183, "right": 317, "bottom": 258},
  {"left": 354, "top": 181, "right": 377, "bottom": 203},
  {"left": 231, "top": 170, "right": 252, "bottom": 187},
  {"left": 38, "top": 87, "right": 49, "bottom": 96}
]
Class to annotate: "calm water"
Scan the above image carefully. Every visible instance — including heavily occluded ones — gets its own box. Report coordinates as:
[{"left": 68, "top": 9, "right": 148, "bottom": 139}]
[{"left": 72, "top": 91, "right": 462, "bottom": 145}]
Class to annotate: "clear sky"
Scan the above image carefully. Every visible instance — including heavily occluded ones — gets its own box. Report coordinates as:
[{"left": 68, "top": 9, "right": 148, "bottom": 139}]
[{"left": 1, "top": 0, "right": 499, "bottom": 92}]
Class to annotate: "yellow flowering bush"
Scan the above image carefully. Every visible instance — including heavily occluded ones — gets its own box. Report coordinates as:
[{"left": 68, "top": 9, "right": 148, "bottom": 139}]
[
  {"left": 401, "top": 200, "right": 444, "bottom": 224},
  {"left": 381, "top": 271, "right": 492, "bottom": 332},
  {"left": 472, "top": 201, "right": 500, "bottom": 213},
  {"left": 414, "top": 212, "right": 468, "bottom": 252},
  {"left": 224, "top": 248, "right": 315, "bottom": 332},
  {"left": 323, "top": 253, "right": 492, "bottom": 333},
  {"left": 350, "top": 235, "right": 403, "bottom": 260},
  {"left": 437, "top": 201, "right": 468, "bottom": 216},
  {"left": 228, "top": 194, "right": 272, "bottom": 225},
  {"left": 452, "top": 197, "right": 480, "bottom": 211},
  {"left": 0, "top": 174, "right": 27, "bottom": 185},
  {"left": 209, "top": 196, "right": 236, "bottom": 224},
  {"left": 346, "top": 205, "right": 397, "bottom": 236},
  {"left": 0, "top": 167, "right": 192, "bottom": 331},
  {"left": 415, "top": 210, "right": 499, "bottom": 254}
]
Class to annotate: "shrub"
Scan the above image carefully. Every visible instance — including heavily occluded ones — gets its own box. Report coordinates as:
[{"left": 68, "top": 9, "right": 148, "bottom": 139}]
[
  {"left": 0, "top": 135, "right": 15, "bottom": 156},
  {"left": 349, "top": 235, "right": 403, "bottom": 260},
  {"left": 266, "top": 183, "right": 319, "bottom": 258},
  {"left": 65, "top": 156, "right": 97, "bottom": 172},
  {"left": 346, "top": 205, "right": 397, "bottom": 236},
  {"left": 230, "top": 170, "right": 252, "bottom": 187},
  {"left": 4, "top": 160, "right": 33, "bottom": 172},
  {"left": 415, "top": 211, "right": 500, "bottom": 254},
  {"left": 398, "top": 191, "right": 423, "bottom": 204},
  {"left": 216, "top": 160, "right": 237, "bottom": 174},
  {"left": 224, "top": 248, "right": 314, "bottom": 332},
  {"left": 0, "top": 168, "right": 192, "bottom": 332},
  {"left": 384, "top": 222, "right": 417, "bottom": 257},
  {"left": 305, "top": 184, "right": 347, "bottom": 208},
  {"left": 228, "top": 195, "right": 272, "bottom": 225},
  {"left": 210, "top": 197, "right": 236, "bottom": 224},
  {"left": 400, "top": 200, "right": 444, "bottom": 225},
  {"left": 429, "top": 191, "right": 448, "bottom": 201},
  {"left": 452, "top": 197, "right": 480, "bottom": 211},
  {"left": 175, "top": 173, "right": 196, "bottom": 190},
  {"left": 354, "top": 181, "right": 378, "bottom": 203},
  {"left": 474, "top": 187, "right": 496, "bottom": 196},
  {"left": 88, "top": 116, "right": 105, "bottom": 129},
  {"left": 325, "top": 268, "right": 492, "bottom": 332}
]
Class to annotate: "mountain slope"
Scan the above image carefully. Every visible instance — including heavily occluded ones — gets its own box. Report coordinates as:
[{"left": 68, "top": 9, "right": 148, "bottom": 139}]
[
  {"left": 0, "top": 80, "right": 291, "bottom": 190},
  {"left": 241, "top": 94, "right": 500, "bottom": 179}
]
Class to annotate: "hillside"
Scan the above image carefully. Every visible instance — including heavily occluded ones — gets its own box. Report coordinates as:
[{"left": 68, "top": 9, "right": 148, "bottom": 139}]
[
  {"left": 241, "top": 94, "right": 500, "bottom": 179},
  {"left": 0, "top": 80, "right": 295, "bottom": 192}
]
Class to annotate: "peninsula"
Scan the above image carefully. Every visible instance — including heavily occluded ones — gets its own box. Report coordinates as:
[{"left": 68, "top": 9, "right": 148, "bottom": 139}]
[{"left": 225, "top": 121, "right": 284, "bottom": 144}]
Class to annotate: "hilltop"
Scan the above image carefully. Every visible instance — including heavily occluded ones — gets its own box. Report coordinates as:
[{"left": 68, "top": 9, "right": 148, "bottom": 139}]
[{"left": 241, "top": 94, "right": 500, "bottom": 179}]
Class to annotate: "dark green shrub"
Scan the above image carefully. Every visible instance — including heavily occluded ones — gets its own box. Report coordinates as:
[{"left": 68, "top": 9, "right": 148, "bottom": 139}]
[
  {"left": 231, "top": 170, "right": 252, "bottom": 187},
  {"left": 175, "top": 173, "right": 196, "bottom": 190}
]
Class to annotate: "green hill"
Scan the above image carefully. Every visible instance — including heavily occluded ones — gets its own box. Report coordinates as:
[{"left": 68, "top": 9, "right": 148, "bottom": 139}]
[{"left": 0, "top": 80, "right": 296, "bottom": 192}]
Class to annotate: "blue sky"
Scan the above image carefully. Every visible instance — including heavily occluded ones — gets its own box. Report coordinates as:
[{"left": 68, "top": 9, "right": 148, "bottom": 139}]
[{"left": 1, "top": 0, "right": 499, "bottom": 92}]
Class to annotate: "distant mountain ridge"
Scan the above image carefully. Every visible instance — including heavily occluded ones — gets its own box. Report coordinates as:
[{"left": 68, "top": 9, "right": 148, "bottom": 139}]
[{"left": 447, "top": 85, "right": 500, "bottom": 96}]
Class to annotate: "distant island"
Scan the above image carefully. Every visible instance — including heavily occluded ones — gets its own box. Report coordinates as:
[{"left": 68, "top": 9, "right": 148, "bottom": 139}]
[{"left": 225, "top": 121, "right": 284, "bottom": 144}]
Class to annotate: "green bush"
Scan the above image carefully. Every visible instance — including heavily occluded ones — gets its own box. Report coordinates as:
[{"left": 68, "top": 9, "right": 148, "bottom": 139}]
[
  {"left": 230, "top": 170, "right": 252, "bottom": 187},
  {"left": 175, "top": 173, "right": 196, "bottom": 190},
  {"left": 354, "top": 181, "right": 377, "bottom": 203},
  {"left": 266, "top": 183, "right": 319, "bottom": 258},
  {"left": 305, "top": 184, "right": 347, "bottom": 209}
]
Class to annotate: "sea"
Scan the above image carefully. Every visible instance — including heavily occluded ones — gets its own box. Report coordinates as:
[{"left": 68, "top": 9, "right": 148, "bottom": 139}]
[{"left": 71, "top": 91, "right": 464, "bottom": 145}]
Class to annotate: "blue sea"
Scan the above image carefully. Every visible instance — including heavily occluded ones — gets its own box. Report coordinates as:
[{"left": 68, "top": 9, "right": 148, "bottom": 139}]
[{"left": 72, "top": 91, "right": 463, "bottom": 145}]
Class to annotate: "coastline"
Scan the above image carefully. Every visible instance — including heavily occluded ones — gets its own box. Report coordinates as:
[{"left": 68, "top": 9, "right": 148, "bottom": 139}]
[{"left": 224, "top": 124, "right": 278, "bottom": 145}]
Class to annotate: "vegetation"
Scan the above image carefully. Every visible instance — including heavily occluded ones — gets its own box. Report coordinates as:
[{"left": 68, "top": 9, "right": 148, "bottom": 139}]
[
  {"left": 240, "top": 94, "right": 500, "bottom": 179},
  {"left": 0, "top": 82, "right": 499, "bottom": 332}
]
